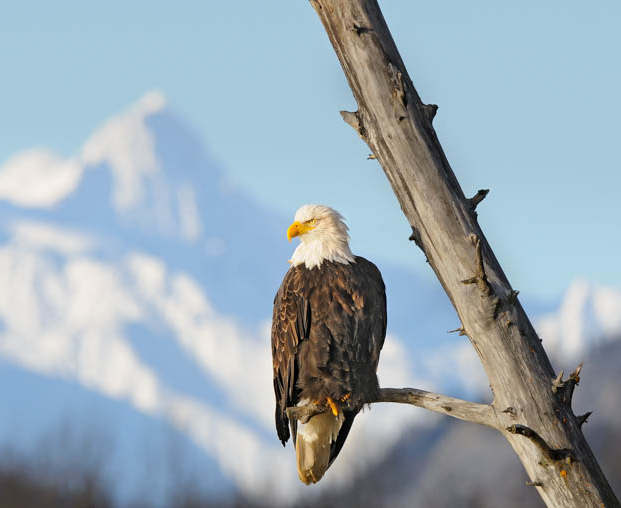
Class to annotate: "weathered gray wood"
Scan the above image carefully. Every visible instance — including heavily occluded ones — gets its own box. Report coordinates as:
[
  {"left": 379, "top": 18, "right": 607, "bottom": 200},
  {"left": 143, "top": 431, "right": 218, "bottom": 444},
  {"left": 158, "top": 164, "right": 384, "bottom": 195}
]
[
  {"left": 375, "top": 388, "right": 496, "bottom": 427},
  {"left": 308, "top": 1, "right": 619, "bottom": 506},
  {"left": 288, "top": 387, "right": 496, "bottom": 427}
]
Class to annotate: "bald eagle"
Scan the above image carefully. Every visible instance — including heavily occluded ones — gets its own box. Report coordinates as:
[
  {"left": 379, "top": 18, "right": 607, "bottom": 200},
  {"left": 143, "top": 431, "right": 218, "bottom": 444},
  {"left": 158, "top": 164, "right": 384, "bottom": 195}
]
[{"left": 271, "top": 204, "right": 386, "bottom": 484}]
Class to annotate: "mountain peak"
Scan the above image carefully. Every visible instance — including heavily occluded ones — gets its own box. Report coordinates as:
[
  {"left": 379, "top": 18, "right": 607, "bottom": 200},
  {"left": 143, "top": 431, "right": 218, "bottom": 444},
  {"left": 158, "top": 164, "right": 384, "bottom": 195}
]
[
  {"left": 80, "top": 90, "right": 170, "bottom": 212},
  {"left": 0, "top": 91, "right": 169, "bottom": 212},
  {"left": 134, "top": 90, "right": 167, "bottom": 115},
  {"left": 536, "top": 279, "right": 621, "bottom": 363}
]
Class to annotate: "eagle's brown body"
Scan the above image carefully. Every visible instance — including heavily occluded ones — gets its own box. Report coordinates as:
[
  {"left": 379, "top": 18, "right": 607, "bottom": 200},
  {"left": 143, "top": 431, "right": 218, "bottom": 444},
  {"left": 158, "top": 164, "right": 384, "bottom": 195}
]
[{"left": 271, "top": 256, "right": 386, "bottom": 483}]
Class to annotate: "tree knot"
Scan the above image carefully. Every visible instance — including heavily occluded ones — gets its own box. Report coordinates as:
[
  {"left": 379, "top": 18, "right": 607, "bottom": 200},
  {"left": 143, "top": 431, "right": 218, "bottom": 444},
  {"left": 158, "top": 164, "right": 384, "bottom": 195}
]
[
  {"left": 461, "top": 234, "right": 492, "bottom": 296},
  {"left": 340, "top": 110, "right": 367, "bottom": 138}
]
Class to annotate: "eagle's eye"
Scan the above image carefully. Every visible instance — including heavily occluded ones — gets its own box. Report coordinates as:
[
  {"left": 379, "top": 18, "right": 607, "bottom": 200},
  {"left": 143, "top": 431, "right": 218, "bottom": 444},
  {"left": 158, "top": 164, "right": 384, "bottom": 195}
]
[{"left": 305, "top": 219, "right": 318, "bottom": 226}]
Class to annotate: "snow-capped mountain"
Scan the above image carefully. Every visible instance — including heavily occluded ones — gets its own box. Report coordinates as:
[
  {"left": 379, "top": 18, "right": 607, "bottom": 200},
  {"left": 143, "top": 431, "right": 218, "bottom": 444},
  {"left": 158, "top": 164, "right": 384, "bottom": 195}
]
[
  {"left": 536, "top": 280, "right": 621, "bottom": 365},
  {"left": 0, "top": 92, "right": 619, "bottom": 506}
]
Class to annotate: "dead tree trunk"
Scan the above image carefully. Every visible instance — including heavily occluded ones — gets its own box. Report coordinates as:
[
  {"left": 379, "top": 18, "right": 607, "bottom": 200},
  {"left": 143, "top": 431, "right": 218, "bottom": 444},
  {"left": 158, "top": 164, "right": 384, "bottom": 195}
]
[{"left": 308, "top": 1, "right": 620, "bottom": 506}]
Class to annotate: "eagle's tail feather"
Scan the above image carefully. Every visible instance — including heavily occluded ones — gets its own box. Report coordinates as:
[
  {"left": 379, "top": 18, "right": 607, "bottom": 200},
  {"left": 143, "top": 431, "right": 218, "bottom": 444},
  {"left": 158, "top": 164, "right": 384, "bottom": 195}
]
[
  {"left": 295, "top": 410, "right": 347, "bottom": 485},
  {"left": 328, "top": 410, "right": 356, "bottom": 467}
]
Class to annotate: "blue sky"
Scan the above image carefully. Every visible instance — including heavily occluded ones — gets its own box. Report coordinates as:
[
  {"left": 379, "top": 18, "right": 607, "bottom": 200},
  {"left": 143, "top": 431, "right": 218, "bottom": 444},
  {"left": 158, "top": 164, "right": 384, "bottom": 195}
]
[{"left": 2, "top": 0, "right": 620, "bottom": 300}]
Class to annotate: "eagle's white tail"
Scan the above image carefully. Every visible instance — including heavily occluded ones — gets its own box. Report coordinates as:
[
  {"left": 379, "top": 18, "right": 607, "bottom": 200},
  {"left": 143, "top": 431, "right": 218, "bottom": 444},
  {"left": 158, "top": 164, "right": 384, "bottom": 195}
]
[{"left": 295, "top": 411, "right": 345, "bottom": 484}]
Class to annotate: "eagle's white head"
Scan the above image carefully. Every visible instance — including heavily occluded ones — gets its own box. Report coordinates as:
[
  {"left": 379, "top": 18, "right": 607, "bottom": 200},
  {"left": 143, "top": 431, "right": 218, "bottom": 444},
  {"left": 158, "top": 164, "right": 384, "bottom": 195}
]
[{"left": 287, "top": 204, "right": 355, "bottom": 269}]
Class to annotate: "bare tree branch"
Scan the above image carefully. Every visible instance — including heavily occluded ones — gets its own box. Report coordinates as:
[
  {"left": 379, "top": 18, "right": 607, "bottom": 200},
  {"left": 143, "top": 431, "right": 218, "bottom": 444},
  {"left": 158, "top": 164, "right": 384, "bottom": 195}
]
[
  {"left": 469, "top": 188, "right": 490, "bottom": 211},
  {"left": 577, "top": 411, "right": 593, "bottom": 429},
  {"left": 506, "top": 425, "right": 576, "bottom": 463},
  {"left": 308, "top": 1, "right": 619, "bottom": 506},
  {"left": 287, "top": 387, "right": 496, "bottom": 428},
  {"left": 374, "top": 388, "right": 495, "bottom": 427}
]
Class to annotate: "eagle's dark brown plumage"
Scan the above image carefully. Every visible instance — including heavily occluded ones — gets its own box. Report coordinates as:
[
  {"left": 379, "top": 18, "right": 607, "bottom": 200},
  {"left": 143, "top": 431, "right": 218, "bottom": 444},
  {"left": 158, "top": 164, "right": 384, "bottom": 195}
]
[{"left": 271, "top": 256, "right": 386, "bottom": 483}]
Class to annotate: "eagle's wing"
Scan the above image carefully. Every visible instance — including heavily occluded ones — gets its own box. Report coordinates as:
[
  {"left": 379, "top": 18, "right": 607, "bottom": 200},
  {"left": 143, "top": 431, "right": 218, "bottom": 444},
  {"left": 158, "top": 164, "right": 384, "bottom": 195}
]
[
  {"left": 355, "top": 257, "right": 387, "bottom": 372},
  {"left": 271, "top": 259, "right": 386, "bottom": 449},
  {"left": 271, "top": 266, "right": 309, "bottom": 445}
]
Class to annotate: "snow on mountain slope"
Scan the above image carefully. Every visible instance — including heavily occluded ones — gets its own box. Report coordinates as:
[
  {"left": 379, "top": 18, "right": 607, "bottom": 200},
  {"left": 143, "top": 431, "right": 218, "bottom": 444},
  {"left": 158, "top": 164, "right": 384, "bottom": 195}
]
[
  {"left": 0, "top": 93, "right": 450, "bottom": 504},
  {"left": 1, "top": 92, "right": 619, "bottom": 505},
  {"left": 536, "top": 280, "right": 621, "bottom": 365},
  {"left": 0, "top": 150, "right": 83, "bottom": 208},
  {"left": 0, "top": 220, "right": 292, "bottom": 494},
  {"left": 0, "top": 215, "right": 435, "bottom": 503},
  {"left": 0, "top": 92, "right": 164, "bottom": 212}
]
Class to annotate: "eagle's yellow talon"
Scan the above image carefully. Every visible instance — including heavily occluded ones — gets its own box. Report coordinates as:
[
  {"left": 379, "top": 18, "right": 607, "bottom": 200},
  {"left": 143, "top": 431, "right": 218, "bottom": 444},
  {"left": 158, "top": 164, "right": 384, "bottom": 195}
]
[
  {"left": 326, "top": 397, "right": 339, "bottom": 416},
  {"left": 340, "top": 393, "right": 351, "bottom": 402}
]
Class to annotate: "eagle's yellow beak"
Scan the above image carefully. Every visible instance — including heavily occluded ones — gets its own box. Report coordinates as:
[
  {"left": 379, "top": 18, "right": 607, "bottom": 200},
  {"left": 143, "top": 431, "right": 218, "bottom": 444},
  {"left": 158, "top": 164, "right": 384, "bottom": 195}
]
[{"left": 287, "top": 221, "right": 313, "bottom": 241}]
